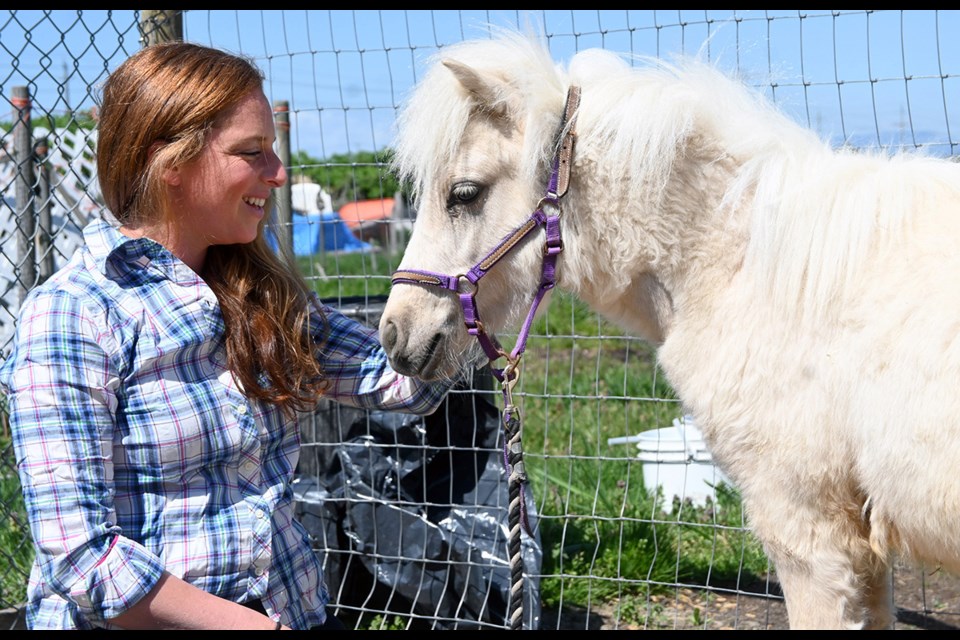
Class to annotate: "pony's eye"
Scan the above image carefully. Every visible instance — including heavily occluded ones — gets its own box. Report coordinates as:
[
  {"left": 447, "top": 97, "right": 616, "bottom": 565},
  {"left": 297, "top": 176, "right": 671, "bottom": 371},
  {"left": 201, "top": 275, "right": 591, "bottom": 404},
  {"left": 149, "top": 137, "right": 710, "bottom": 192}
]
[{"left": 447, "top": 181, "right": 483, "bottom": 208}]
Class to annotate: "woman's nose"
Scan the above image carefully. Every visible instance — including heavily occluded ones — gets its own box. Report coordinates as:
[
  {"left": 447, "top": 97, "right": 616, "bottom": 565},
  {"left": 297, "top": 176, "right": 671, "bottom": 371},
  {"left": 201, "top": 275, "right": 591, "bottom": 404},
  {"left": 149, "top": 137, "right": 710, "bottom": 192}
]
[{"left": 266, "top": 150, "right": 287, "bottom": 188}]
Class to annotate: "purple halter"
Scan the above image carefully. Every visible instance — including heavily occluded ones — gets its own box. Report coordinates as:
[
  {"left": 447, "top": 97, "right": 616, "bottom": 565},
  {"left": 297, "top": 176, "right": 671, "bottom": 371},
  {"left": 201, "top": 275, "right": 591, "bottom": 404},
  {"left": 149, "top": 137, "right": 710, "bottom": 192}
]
[{"left": 390, "top": 86, "right": 581, "bottom": 383}]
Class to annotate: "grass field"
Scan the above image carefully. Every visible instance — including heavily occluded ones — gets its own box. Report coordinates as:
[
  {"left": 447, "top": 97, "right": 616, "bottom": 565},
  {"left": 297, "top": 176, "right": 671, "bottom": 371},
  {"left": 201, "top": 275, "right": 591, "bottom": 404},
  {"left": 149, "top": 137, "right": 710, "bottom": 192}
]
[
  {"left": 305, "top": 250, "right": 770, "bottom": 627},
  {"left": 0, "top": 408, "right": 31, "bottom": 609},
  {"left": 0, "top": 248, "right": 770, "bottom": 626}
]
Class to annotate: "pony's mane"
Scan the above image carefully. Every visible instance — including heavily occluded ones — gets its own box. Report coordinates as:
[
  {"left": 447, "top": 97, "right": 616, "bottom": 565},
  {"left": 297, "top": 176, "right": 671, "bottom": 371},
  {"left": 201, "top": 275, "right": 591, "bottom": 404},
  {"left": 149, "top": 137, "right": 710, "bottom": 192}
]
[
  {"left": 392, "top": 28, "right": 825, "bottom": 208},
  {"left": 393, "top": 30, "right": 960, "bottom": 320}
]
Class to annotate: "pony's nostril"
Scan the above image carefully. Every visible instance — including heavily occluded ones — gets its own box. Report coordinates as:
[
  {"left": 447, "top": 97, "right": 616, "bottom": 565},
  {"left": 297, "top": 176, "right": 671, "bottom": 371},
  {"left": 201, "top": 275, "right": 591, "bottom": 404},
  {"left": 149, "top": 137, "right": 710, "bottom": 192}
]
[{"left": 380, "top": 318, "right": 398, "bottom": 354}]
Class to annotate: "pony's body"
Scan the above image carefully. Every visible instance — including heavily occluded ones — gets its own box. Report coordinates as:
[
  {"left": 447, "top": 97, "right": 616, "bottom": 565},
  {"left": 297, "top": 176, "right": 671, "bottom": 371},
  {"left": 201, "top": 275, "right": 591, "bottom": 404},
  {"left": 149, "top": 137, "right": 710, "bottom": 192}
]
[{"left": 379, "top": 30, "right": 960, "bottom": 629}]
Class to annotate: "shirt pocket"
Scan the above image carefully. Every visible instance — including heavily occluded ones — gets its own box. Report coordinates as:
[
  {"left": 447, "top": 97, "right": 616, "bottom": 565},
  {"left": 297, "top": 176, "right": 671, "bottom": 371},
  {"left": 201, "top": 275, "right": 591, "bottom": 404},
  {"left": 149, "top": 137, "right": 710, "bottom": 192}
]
[{"left": 119, "top": 363, "right": 242, "bottom": 485}]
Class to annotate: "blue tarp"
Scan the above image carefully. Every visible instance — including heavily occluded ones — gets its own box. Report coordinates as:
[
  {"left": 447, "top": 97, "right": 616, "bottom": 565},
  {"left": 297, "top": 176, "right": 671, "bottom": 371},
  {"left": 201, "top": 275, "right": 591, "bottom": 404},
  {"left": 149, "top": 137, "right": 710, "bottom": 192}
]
[{"left": 268, "top": 210, "right": 373, "bottom": 256}]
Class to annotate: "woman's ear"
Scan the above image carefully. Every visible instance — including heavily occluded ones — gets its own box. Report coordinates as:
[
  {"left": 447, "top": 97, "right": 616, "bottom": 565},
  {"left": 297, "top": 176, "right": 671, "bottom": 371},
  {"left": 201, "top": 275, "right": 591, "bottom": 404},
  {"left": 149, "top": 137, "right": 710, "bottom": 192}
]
[
  {"left": 148, "top": 140, "right": 180, "bottom": 186},
  {"left": 162, "top": 166, "right": 181, "bottom": 187}
]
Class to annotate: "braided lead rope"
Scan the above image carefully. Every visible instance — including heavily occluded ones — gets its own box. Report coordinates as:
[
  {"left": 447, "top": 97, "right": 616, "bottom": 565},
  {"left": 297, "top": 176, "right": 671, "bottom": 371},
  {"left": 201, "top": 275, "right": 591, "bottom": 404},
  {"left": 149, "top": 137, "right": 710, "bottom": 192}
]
[
  {"left": 501, "top": 365, "right": 527, "bottom": 630},
  {"left": 390, "top": 86, "right": 582, "bottom": 630},
  {"left": 501, "top": 86, "right": 579, "bottom": 631}
]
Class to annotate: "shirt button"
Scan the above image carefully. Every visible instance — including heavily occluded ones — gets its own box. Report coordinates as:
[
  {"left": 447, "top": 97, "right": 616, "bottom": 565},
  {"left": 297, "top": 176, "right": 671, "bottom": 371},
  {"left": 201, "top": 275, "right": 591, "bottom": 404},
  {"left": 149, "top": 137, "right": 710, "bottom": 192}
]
[
  {"left": 237, "top": 405, "right": 248, "bottom": 415},
  {"left": 255, "top": 508, "right": 265, "bottom": 519},
  {"left": 254, "top": 566, "right": 264, "bottom": 577}
]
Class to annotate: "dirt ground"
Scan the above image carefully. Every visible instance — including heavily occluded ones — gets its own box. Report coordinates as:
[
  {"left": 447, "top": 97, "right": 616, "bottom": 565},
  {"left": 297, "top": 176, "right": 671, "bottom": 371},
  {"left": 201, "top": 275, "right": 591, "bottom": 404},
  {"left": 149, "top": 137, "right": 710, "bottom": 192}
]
[
  {"left": 539, "top": 562, "right": 960, "bottom": 630},
  {"left": 4, "top": 563, "right": 956, "bottom": 631}
]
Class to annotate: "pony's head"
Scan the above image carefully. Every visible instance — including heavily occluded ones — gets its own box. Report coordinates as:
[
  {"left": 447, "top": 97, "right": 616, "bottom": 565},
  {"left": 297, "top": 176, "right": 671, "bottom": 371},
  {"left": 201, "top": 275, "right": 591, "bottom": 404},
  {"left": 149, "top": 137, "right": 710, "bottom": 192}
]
[
  {"left": 379, "top": 31, "right": 570, "bottom": 380},
  {"left": 379, "top": 28, "right": 838, "bottom": 381}
]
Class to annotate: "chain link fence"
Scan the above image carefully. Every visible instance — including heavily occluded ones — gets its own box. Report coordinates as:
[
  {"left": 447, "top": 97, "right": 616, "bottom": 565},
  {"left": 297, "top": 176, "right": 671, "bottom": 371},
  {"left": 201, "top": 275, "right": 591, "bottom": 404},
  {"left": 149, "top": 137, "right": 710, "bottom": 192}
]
[
  {"left": 2, "top": 9, "right": 959, "bottom": 631},
  {"left": 1, "top": 11, "right": 143, "bottom": 629}
]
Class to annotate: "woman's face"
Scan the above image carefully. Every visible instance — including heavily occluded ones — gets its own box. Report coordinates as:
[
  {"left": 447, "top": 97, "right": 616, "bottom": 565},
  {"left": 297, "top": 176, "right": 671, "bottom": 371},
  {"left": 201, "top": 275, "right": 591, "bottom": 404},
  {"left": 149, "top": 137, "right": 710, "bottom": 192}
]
[{"left": 165, "top": 89, "right": 286, "bottom": 270}]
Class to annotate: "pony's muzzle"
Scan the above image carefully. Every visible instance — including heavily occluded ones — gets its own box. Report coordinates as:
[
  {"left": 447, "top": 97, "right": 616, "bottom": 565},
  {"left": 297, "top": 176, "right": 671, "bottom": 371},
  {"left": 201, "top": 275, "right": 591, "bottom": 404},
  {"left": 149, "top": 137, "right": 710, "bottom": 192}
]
[{"left": 379, "top": 294, "right": 465, "bottom": 380}]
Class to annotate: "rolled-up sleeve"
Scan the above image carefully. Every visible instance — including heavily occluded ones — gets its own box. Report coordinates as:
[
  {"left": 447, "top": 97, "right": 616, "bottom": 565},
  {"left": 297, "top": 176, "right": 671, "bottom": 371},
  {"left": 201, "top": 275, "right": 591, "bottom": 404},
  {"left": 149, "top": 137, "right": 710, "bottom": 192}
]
[
  {"left": 313, "top": 301, "right": 455, "bottom": 415},
  {"left": 2, "top": 288, "right": 165, "bottom": 621}
]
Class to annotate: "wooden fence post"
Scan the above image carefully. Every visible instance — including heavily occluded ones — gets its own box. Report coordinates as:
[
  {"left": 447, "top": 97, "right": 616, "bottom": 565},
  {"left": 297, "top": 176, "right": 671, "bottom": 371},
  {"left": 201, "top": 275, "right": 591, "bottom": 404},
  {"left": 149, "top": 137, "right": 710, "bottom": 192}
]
[
  {"left": 12, "top": 86, "right": 36, "bottom": 306},
  {"left": 273, "top": 100, "right": 293, "bottom": 258},
  {"left": 139, "top": 10, "right": 183, "bottom": 46},
  {"left": 34, "top": 137, "right": 55, "bottom": 282}
]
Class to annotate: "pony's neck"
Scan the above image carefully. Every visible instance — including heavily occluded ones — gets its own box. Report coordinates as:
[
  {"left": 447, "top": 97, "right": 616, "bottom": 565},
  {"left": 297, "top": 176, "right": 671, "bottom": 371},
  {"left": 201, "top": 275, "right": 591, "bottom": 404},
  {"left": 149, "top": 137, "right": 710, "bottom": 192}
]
[
  {"left": 550, "top": 62, "right": 824, "bottom": 342},
  {"left": 544, "top": 57, "right": 936, "bottom": 344},
  {"left": 552, "top": 59, "right": 843, "bottom": 337},
  {"left": 554, "top": 125, "right": 751, "bottom": 343}
]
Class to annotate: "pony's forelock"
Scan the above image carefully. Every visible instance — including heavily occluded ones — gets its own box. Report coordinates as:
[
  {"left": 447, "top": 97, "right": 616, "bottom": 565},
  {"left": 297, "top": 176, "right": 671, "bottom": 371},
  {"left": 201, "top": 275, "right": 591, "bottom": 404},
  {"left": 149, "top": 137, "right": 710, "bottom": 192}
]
[{"left": 392, "top": 30, "right": 565, "bottom": 206}]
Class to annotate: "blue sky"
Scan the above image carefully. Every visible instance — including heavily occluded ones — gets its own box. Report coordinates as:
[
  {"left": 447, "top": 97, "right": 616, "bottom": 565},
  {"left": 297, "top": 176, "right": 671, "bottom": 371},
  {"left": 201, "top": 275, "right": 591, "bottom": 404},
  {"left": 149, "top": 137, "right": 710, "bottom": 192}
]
[{"left": 3, "top": 10, "right": 958, "bottom": 158}]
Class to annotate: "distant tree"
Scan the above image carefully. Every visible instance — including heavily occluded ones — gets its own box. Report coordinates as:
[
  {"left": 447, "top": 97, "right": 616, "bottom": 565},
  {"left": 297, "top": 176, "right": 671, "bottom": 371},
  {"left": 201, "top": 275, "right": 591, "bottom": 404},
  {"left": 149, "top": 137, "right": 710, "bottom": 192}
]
[
  {"left": 1, "top": 109, "right": 97, "bottom": 135},
  {"left": 40, "top": 110, "right": 98, "bottom": 133},
  {"left": 1, "top": 110, "right": 99, "bottom": 184},
  {"left": 291, "top": 148, "right": 401, "bottom": 210}
]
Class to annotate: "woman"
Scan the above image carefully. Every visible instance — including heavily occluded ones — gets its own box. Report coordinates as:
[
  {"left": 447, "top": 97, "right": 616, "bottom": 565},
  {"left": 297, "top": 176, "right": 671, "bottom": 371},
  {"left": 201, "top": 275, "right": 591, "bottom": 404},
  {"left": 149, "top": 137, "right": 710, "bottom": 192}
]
[{"left": 0, "top": 42, "right": 453, "bottom": 630}]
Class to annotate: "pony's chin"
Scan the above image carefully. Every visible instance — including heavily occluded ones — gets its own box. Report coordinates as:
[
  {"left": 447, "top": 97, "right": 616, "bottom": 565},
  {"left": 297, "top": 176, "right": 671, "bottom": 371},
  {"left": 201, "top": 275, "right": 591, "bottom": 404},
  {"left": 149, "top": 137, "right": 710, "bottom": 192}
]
[
  {"left": 411, "top": 348, "right": 449, "bottom": 381},
  {"left": 390, "top": 334, "right": 480, "bottom": 382},
  {"left": 385, "top": 332, "right": 449, "bottom": 381},
  {"left": 423, "top": 342, "right": 479, "bottom": 381},
  {"left": 414, "top": 367, "right": 454, "bottom": 383},
  {"left": 380, "top": 292, "right": 487, "bottom": 380}
]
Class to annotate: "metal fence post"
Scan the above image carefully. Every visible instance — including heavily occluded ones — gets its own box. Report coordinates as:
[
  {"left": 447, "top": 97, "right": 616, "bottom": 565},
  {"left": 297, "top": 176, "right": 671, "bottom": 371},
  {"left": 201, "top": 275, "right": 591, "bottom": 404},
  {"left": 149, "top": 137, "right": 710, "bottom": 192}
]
[
  {"left": 12, "top": 86, "right": 36, "bottom": 306},
  {"left": 273, "top": 100, "right": 293, "bottom": 258}
]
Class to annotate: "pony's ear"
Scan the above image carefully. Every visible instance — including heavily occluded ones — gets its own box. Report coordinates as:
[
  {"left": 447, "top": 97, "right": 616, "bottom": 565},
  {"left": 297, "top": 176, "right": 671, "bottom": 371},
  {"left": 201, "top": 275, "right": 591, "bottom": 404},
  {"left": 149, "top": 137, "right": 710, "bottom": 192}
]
[{"left": 442, "top": 59, "right": 508, "bottom": 118}]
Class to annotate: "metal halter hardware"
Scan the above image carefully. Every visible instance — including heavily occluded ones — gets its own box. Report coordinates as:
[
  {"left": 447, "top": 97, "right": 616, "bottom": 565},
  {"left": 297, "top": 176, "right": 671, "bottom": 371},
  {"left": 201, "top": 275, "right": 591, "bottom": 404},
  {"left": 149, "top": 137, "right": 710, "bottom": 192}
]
[{"left": 390, "top": 85, "right": 581, "bottom": 383}]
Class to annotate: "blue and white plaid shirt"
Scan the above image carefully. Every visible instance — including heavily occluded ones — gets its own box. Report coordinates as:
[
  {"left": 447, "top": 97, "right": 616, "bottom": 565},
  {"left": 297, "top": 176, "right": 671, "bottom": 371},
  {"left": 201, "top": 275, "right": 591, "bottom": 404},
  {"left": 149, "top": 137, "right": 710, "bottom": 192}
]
[{"left": 0, "top": 217, "right": 452, "bottom": 630}]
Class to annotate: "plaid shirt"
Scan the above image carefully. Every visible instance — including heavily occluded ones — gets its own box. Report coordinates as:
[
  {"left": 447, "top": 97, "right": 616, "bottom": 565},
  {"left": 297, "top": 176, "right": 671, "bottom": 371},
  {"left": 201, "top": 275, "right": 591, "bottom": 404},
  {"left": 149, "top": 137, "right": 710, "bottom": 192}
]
[{"left": 0, "top": 218, "right": 451, "bottom": 630}]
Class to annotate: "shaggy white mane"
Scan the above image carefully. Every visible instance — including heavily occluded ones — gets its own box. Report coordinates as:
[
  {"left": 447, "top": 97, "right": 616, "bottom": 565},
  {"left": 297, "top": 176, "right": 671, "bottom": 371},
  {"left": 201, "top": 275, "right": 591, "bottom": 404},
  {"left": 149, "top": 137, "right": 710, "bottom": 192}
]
[{"left": 392, "top": 29, "right": 960, "bottom": 322}]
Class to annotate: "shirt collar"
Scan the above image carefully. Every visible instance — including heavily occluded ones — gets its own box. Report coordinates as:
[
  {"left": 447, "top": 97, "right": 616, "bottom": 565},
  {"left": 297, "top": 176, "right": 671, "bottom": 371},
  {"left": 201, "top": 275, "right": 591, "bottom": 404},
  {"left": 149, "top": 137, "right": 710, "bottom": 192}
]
[{"left": 84, "top": 215, "right": 204, "bottom": 285}]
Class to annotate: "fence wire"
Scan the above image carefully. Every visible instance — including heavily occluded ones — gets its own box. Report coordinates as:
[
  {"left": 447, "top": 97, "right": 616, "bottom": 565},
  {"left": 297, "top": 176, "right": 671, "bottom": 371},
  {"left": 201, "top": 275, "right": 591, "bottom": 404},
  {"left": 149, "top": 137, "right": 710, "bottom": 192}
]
[{"left": 1, "top": 9, "right": 958, "bottom": 631}]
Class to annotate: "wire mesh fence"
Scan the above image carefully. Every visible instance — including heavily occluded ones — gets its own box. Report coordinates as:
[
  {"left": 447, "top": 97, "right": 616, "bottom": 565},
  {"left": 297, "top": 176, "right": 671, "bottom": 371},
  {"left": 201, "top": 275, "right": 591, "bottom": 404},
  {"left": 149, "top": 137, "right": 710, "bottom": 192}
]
[{"left": 1, "top": 9, "right": 959, "bottom": 630}]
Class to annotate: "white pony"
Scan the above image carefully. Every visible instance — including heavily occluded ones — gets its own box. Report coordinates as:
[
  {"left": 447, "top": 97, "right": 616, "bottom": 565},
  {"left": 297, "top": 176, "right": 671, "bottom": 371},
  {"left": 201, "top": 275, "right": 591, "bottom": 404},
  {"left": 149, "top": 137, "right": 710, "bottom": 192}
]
[{"left": 378, "top": 29, "right": 960, "bottom": 629}]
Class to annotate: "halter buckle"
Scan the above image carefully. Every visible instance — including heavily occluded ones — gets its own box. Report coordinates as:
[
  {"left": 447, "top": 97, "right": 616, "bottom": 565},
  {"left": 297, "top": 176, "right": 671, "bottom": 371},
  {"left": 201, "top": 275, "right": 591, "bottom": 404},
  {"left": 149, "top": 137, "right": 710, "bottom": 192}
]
[{"left": 466, "top": 318, "right": 486, "bottom": 336}]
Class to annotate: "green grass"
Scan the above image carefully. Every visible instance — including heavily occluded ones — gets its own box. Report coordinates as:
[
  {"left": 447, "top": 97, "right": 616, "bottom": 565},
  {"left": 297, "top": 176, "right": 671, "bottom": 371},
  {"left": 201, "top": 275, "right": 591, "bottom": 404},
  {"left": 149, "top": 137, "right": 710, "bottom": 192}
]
[
  {"left": 0, "top": 247, "right": 771, "bottom": 625},
  {"left": 296, "top": 248, "right": 770, "bottom": 626},
  {"left": 298, "top": 250, "right": 396, "bottom": 301},
  {"left": 0, "top": 420, "right": 33, "bottom": 609},
  {"left": 509, "top": 292, "right": 768, "bottom": 625}
]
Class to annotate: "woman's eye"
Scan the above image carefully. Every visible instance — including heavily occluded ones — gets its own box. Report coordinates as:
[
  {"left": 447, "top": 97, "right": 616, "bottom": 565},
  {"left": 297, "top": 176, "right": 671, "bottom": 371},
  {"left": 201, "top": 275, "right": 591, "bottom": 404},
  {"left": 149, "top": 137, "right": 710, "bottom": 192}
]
[{"left": 449, "top": 181, "right": 481, "bottom": 205}]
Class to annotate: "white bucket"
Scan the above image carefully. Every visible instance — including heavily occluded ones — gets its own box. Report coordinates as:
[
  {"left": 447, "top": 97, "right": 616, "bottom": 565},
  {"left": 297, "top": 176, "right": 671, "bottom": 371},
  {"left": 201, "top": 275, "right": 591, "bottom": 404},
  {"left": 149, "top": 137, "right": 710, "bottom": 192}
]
[{"left": 633, "top": 415, "right": 730, "bottom": 510}]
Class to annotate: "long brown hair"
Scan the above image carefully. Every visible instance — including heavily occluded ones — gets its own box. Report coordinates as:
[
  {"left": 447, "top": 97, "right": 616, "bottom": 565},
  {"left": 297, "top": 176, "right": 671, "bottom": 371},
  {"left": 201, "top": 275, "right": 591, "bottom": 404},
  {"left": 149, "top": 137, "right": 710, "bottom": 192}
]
[{"left": 96, "top": 41, "right": 327, "bottom": 415}]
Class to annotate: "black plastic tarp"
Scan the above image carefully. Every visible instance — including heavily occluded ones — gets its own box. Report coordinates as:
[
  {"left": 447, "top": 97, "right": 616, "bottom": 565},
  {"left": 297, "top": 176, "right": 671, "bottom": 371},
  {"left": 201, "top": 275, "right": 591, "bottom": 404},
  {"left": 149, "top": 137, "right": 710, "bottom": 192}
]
[{"left": 292, "top": 298, "right": 541, "bottom": 629}]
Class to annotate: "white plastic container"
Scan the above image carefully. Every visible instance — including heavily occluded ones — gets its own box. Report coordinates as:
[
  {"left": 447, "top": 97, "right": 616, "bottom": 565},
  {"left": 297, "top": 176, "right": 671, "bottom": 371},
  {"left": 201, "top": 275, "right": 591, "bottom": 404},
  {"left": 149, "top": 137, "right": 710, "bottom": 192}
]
[{"left": 612, "top": 415, "right": 730, "bottom": 511}]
